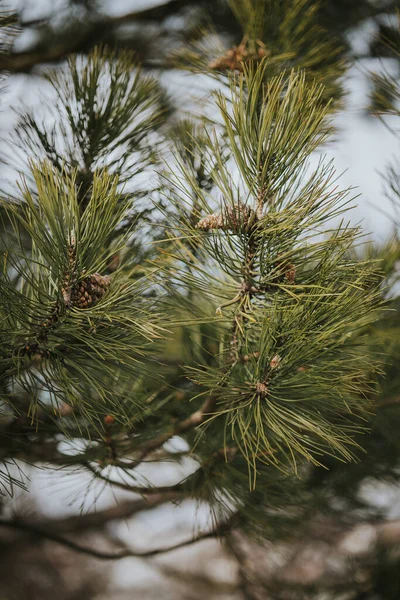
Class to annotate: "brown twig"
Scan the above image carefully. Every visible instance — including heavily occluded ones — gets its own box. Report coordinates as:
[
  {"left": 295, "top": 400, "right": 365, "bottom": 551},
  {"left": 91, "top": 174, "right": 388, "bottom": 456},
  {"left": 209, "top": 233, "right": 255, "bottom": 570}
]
[
  {"left": 128, "top": 395, "right": 217, "bottom": 468},
  {"left": 226, "top": 531, "right": 261, "bottom": 600},
  {"left": 0, "top": 0, "right": 191, "bottom": 74},
  {"left": 376, "top": 396, "right": 400, "bottom": 409},
  {"left": 47, "top": 494, "right": 180, "bottom": 534},
  {"left": 0, "top": 516, "right": 232, "bottom": 561},
  {"left": 84, "top": 462, "right": 185, "bottom": 495}
]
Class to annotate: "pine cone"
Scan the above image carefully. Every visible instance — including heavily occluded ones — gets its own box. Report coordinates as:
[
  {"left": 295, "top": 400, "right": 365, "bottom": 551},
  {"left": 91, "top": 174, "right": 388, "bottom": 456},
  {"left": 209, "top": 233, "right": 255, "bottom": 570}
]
[
  {"left": 274, "top": 255, "right": 296, "bottom": 284},
  {"left": 285, "top": 264, "right": 296, "bottom": 283},
  {"left": 208, "top": 43, "right": 267, "bottom": 72},
  {"left": 197, "top": 213, "right": 224, "bottom": 231},
  {"left": 224, "top": 203, "right": 255, "bottom": 230},
  {"left": 70, "top": 273, "right": 111, "bottom": 309},
  {"left": 197, "top": 203, "right": 257, "bottom": 232}
]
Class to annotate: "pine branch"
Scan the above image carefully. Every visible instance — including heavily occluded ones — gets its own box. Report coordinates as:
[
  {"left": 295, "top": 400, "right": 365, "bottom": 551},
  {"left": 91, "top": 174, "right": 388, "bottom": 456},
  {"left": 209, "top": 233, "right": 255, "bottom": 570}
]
[
  {"left": 173, "top": 0, "right": 346, "bottom": 103},
  {"left": 376, "top": 396, "right": 400, "bottom": 409},
  {"left": 130, "top": 394, "right": 218, "bottom": 466},
  {"left": 0, "top": 0, "right": 191, "bottom": 74},
  {"left": 1, "top": 162, "right": 163, "bottom": 433},
  {"left": 226, "top": 532, "right": 261, "bottom": 600},
  {"left": 0, "top": 516, "right": 232, "bottom": 561},
  {"left": 10, "top": 45, "right": 169, "bottom": 216},
  {"left": 225, "top": 517, "right": 400, "bottom": 595},
  {"left": 84, "top": 462, "right": 184, "bottom": 495},
  {"left": 6, "top": 494, "right": 181, "bottom": 535},
  {"left": 165, "top": 64, "right": 381, "bottom": 483}
]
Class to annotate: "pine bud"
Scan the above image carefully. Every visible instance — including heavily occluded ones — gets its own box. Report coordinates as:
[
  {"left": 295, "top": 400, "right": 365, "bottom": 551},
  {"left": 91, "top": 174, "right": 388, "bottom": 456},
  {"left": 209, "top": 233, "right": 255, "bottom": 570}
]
[
  {"left": 242, "top": 351, "right": 260, "bottom": 363},
  {"left": 285, "top": 264, "right": 296, "bottom": 283},
  {"left": 224, "top": 203, "right": 255, "bottom": 231},
  {"left": 275, "top": 255, "right": 296, "bottom": 283},
  {"left": 208, "top": 41, "right": 266, "bottom": 72},
  {"left": 255, "top": 381, "right": 268, "bottom": 398},
  {"left": 269, "top": 354, "right": 281, "bottom": 369}
]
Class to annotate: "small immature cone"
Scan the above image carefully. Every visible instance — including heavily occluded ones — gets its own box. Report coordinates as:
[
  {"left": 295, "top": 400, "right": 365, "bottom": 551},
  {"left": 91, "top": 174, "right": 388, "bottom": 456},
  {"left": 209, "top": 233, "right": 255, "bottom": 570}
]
[
  {"left": 270, "top": 354, "right": 281, "bottom": 369},
  {"left": 197, "top": 202, "right": 257, "bottom": 233},
  {"left": 59, "top": 403, "right": 74, "bottom": 417},
  {"left": 224, "top": 203, "right": 255, "bottom": 231},
  {"left": 285, "top": 264, "right": 296, "bottom": 283},
  {"left": 208, "top": 46, "right": 247, "bottom": 72},
  {"left": 255, "top": 381, "right": 268, "bottom": 398},
  {"left": 275, "top": 255, "right": 296, "bottom": 284},
  {"left": 242, "top": 351, "right": 260, "bottom": 363}
]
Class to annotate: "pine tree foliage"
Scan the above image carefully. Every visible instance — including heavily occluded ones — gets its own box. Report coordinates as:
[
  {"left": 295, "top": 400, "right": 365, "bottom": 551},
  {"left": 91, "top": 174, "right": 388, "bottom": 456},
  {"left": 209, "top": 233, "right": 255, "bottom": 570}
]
[
  {"left": 162, "top": 63, "right": 380, "bottom": 487},
  {"left": 0, "top": 163, "right": 163, "bottom": 438},
  {"left": 0, "top": 10, "right": 18, "bottom": 58},
  {"left": 368, "top": 11, "right": 400, "bottom": 114},
  {"left": 0, "top": 2, "right": 398, "bottom": 592},
  {"left": 174, "top": 0, "right": 345, "bottom": 103},
  {"left": 0, "top": 10, "right": 18, "bottom": 123},
  {"left": 9, "top": 46, "right": 169, "bottom": 211},
  {"left": 253, "top": 15, "right": 400, "bottom": 595},
  {"left": 0, "top": 42, "right": 382, "bottom": 519}
]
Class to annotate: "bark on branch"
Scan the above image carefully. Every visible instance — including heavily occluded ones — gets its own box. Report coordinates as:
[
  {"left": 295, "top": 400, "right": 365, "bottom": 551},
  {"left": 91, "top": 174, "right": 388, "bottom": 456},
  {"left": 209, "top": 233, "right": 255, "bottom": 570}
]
[
  {"left": 0, "top": 515, "right": 231, "bottom": 561},
  {"left": 0, "top": 0, "right": 193, "bottom": 73}
]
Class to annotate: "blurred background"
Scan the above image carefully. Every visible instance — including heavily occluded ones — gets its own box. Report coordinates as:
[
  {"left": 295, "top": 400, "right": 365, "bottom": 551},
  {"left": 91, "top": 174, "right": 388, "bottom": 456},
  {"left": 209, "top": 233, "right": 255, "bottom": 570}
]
[{"left": 2, "top": 1, "right": 400, "bottom": 599}]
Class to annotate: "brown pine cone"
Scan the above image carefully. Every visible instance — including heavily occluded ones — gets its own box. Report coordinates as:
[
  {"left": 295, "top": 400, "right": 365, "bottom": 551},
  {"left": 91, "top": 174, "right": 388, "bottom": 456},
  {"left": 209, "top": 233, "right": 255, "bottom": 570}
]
[{"left": 70, "top": 273, "right": 111, "bottom": 309}]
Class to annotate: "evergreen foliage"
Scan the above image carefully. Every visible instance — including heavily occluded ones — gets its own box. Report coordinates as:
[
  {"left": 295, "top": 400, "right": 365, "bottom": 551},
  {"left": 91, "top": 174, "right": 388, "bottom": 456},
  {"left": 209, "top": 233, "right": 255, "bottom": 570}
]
[
  {"left": 173, "top": 0, "right": 345, "bottom": 103},
  {"left": 368, "top": 12, "right": 400, "bottom": 114},
  {"left": 10, "top": 46, "right": 169, "bottom": 211},
  {"left": 164, "top": 65, "right": 380, "bottom": 483},
  {"left": 1, "top": 164, "right": 162, "bottom": 431},
  {"left": 0, "top": 39, "right": 381, "bottom": 505},
  {"left": 0, "top": 1, "right": 400, "bottom": 598}
]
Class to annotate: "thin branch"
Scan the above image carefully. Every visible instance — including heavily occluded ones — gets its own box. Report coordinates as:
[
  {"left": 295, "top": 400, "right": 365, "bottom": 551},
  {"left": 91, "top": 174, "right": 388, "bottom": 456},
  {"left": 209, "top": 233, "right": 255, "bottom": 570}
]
[
  {"left": 376, "top": 396, "right": 400, "bottom": 409},
  {"left": 226, "top": 532, "right": 261, "bottom": 600},
  {"left": 0, "top": 32, "right": 97, "bottom": 73},
  {"left": 48, "top": 493, "right": 181, "bottom": 534},
  {"left": 0, "top": 517, "right": 231, "bottom": 561},
  {"left": 112, "top": 0, "right": 191, "bottom": 24},
  {"left": 224, "top": 518, "right": 400, "bottom": 594},
  {"left": 84, "top": 462, "right": 185, "bottom": 495},
  {"left": 130, "top": 394, "right": 217, "bottom": 467},
  {"left": 0, "top": 0, "right": 191, "bottom": 73}
]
